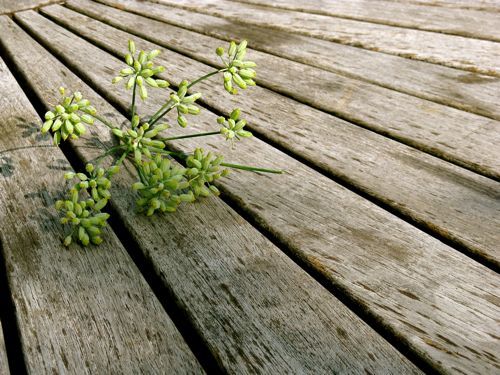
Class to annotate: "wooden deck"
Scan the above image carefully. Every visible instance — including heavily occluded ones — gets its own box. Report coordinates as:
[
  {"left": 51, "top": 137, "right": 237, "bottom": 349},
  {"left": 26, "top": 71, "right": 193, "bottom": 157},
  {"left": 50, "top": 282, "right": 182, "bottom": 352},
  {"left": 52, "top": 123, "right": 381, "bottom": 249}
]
[{"left": 0, "top": 0, "right": 498, "bottom": 373}]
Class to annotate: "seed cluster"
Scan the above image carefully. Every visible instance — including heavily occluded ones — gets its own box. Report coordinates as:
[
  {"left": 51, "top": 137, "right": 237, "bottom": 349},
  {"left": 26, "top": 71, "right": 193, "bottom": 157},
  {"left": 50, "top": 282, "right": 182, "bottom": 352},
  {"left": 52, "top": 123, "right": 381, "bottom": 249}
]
[
  {"left": 216, "top": 40, "right": 257, "bottom": 94},
  {"left": 42, "top": 88, "right": 95, "bottom": 145},
  {"left": 112, "top": 40, "right": 169, "bottom": 100},
  {"left": 218, "top": 108, "right": 252, "bottom": 143},
  {"left": 41, "top": 39, "right": 279, "bottom": 248}
]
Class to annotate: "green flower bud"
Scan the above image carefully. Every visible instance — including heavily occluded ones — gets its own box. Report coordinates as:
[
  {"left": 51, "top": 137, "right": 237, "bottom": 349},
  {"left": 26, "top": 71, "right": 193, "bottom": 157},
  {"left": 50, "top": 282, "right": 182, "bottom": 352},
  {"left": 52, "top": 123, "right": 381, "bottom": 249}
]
[
  {"left": 133, "top": 60, "right": 141, "bottom": 72},
  {"left": 156, "top": 79, "right": 169, "bottom": 88},
  {"left": 228, "top": 41, "right": 237, "bottom": 58},
  {"left": 177, "top": 115, "right": 187, "bottom": 128},
  {"left": 64, "top": 235, "right": 72, "bottom": 247},
  {"left": 232, "top": 73, "right": 247, "bottom": 89},
  {"left": 145, "top": 77, "right": 158, "bottom": 87},
  {"left": 108, "top": 165, "right": 120, "bottom": 175},
  {"left": 45, "top": 111, "right": 55, "bottom": 120},
  {"left": 216, "top": 47, "right": 224, "bottom": 56},
  {"left": 94, "top": 199, "right": 107, "bottom": 211},
  {"left": 132, "top": 182, "right": 145, "bottom": 190},
  {"left": 230, "top": 108, "right": 240, "bottom": 120},
  {"left": 53, "top": 132, "right": 61, "bottom": 146},
  {"left": 152, "top": 66, "right": 165, "bottom": 74},
  {"left": 127, "top": 76, "right": 136, "bottom": 90},
  {"left": 91, "top": 236, "right": 103, "bottom": 245},
  {"left": 238, "top": 69, "right": 256, "bottom": 79},
  {"left": 55, "top": 200, "right": 64, "bottom": 210},
  {"left": 41, "top": 120, "right": 53, "bottom": 134},
  {"left": 125, "top": 53, "right": 134, "bottom": 66},
  {"left": 81, "top": 114, "right": 94, "bottom": 124},
  {"left": 128, "top": 40, "right": 136, "bottom": 54},
  {"left": 74, "top": 122, "right": 86, "bottom": 135},
  {"left": 139, "top": 85, "right": 148, "bottom": 100},
  {"left": 241, "top": 61, "right": 257, "bottom": 68},
  {"left": 183, "top": 93, "right": 202, "bottom": 103},
  {"left": 138, "top": 51, "right": 146, "bottom": 64},
  {"left": 147, "top": 49, "right": 160, "bottom": 60},
  {"left": 120, "top": 67, "right": 134, "bottom": 76},
  {"left": 55, "top": 104, "right": 65, "bottom": 114}
]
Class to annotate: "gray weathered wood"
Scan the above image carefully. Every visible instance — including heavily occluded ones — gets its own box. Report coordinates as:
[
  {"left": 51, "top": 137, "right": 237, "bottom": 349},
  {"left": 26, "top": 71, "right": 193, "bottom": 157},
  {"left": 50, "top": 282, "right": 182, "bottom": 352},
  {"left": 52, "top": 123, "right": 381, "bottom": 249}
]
[
  {"left": 0, "top": 326, "right": 8, "bottom": 374},
  {"left": 94, "top": 0, "right": 500, "bottom": 121},
  {"left": 389, "top": 0, "right": 500, "bottom": 12},
  {"left": 233, "top": 0, "right": 500, "bottom": 42},
  {"left": 149, "top": 0, "right": 500, "bottom": 76},
  {"left": 0, "top": 53, "right": 202, "bottom": 373},
  {"left": 43, "top": 3, "right": 500, "bottom": 268},
  {"left": 0, "top": 0, "right": 59, "bottom": 14},
  {"left": 15, "top": 9, "right": 500, "bottom": 374},
  {"left": 0, "top": 15, "right": 422, "bottom": 374}
]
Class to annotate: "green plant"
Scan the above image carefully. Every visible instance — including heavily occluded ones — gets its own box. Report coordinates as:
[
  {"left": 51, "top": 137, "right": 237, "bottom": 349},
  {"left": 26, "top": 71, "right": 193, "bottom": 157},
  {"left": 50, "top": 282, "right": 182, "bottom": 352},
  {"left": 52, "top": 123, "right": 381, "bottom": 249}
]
[{"left": 41, "top": 39, "right": 281, "bottom": 246}]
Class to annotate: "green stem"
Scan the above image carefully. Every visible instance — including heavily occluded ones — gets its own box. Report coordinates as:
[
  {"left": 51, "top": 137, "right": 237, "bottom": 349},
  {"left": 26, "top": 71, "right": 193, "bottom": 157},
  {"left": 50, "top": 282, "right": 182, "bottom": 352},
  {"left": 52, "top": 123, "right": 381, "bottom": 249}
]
[
  {"left": 91, "top": 114, "right": 116, "bottom": 130},
  {"left": 187, "top": 69, "right": 224, "bottom": 89},
  {"left": 220, "top": 162, "right": 283, "bottom": 174},
  {"left": 157, "top": 131, "right": 220, "bottom": 142},
  {"left": 149, "top": 69, "right": 224, "bottom": 127},
  {"left": 130, "top": 77, "right": 138, "bottom": 123},
  {"left": 149, "top": 101, "right": 175, "bottom": 127},
  {"left": 89, "top": 145, "right": 123, "bottom": 165},
  {"left": 115, "top": 150, "right": 129, "bottom": 167}
]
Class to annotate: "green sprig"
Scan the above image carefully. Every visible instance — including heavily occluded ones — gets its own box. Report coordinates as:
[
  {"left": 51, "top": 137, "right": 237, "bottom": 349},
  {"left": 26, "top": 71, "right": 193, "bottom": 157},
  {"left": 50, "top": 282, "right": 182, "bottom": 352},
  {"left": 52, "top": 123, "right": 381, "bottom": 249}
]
[{"left": 41, "top": 38, "right": 280, "bottom": 247}]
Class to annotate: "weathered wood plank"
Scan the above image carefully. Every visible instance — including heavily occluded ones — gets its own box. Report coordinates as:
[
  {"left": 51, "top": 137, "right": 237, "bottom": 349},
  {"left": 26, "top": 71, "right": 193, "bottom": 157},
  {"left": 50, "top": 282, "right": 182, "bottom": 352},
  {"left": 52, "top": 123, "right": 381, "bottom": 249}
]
[
  {"left": 148, "top": 0, "right": 500, "bottom": 76},
  {"left": 390, "top": 0, "right": 500, "bottom": 12},
  {"left": 0, "top": 0, "right": 59, "bottom": 14},
  {"left": 15, "top": 10, "right": 500, "bottom": 374},
  {"left": 0, "top": 53, "right": 203, "bottom": 373},
  {"left": 233, "top": 0, "right": 500, "bottom": 42},
  {"left": 44, "top": 3, "right": 500, "bottom": 268},
  {"left": 0, "top": 325, "right": 8, "bottom": 374},
  {"left": 0, "top": 15, "right": 421, "bottom": 374},
  {"left": 94, "top": 0, "right": 500, "bottom": 122}
]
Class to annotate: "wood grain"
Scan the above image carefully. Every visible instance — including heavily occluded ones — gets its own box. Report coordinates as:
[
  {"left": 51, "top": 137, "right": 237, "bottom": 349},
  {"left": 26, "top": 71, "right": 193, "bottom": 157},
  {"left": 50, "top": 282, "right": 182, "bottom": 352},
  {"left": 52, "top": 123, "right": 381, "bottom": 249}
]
[
  {"left": 149, "top": 0, "right": 500, "bottom": 76},
  {"left": 0, "top": 325, "right": 8, "bottom": 374},
  {"left": 15, "top": 9, "right": 500, "bottom": 374},
  {"left": 0, "top": 15, "right": 422, "bottom": 374},
  {"left": 0, "top": 0, "right": 60, "bottom": 14},
  {"left": 44, "top": 3, "right": 500, "bottom": 269},
  {"left": 388, "top": 0, "right": 500, "bottom": 12},
  {"left": 232, "top": 0, "right": 500, "bottom": 42},
  {"left": 0, "top": 53, "right": 202, "bottom": 373},
  {"left": 93, "top": 0, "right": 500, "bottom": 122}
]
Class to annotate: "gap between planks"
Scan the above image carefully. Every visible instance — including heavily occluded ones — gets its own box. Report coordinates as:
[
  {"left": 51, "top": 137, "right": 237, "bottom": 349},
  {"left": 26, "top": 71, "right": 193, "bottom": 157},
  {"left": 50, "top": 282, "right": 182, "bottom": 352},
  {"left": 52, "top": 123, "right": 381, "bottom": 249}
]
[
  {"left": 146, "top": 0, "right": 500, "bottom": 77},
  {"left": 9, "top": 9, "right": 500, "bottom": 374},
  {"left": 0, "top": 15, "right": 425, "bottom": 373},
  {"left": 90, "top": 0, "right": 500, "bottom": 181},
  {"left": 91, "top": 0, "right": 500, "bottom": 124},
  {"left": 50, "top": 1, "right": 500, "bottom": 272},
  {"left": 0, "top": 53, "right": 205, "bottom": 373},
  {"left": 229, "top": 0, "right": 500, "bottom": 42}
]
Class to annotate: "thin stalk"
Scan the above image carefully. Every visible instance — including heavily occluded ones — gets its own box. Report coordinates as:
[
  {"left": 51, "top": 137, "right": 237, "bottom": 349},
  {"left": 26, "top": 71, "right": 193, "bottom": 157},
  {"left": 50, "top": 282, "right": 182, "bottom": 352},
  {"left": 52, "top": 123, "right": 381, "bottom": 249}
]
[
  {"left": 130, "top": 77, "right": 138, "bottom": 123},
  {"left": 221, "top": 162, "right": 283, "bottom": 174},
  {"left": 88, "top": 145, "right": 123, "bottom": 165},
  {"left": 149, "top": 99, "right": 173, "bottom": 125},
  {"left": 149, "top": 68, "right": 223, "bottom": 126},
  {"left": 114, "top": 150, "right": 129, "bottom": 167},
  {"left": 187, "top": 69, "right": 223, "bottom": 89},
  {"left": 157, "top": 131, "right": 220, "bottom": 142},
  {"left": 91, "top": 114, "right": 116, "bottom": 130}
]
